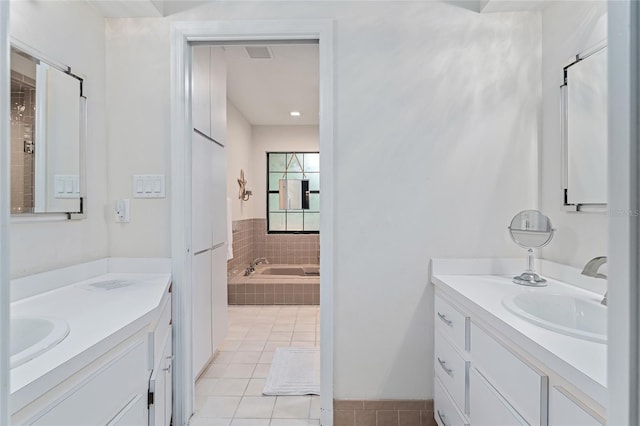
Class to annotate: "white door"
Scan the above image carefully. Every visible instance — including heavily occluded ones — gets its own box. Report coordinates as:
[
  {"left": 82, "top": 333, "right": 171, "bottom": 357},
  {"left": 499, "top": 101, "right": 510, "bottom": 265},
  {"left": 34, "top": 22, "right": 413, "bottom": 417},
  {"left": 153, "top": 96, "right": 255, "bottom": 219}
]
[
  {"left": 209, "top": 47, "right": 227, "bottom": 146},
  {"left": 192, "top": 132, "right": 214, "bottom": 253},
  {"left": 193, "top": 250, "right": 213, "bottom": 376},
  {"left": 192, "top": 46, "right": 211, "bottom": 137},
  {"left": 211, "top": 245, "right": 229, "bottom": 352}
]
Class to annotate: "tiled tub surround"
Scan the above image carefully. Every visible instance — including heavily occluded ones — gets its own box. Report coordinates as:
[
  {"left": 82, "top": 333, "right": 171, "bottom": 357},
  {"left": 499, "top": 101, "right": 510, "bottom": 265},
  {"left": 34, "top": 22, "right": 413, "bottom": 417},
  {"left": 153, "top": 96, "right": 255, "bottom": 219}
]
[
  {"left": 228, "top": 218, "right": 320, "bottom": 277},
  {"left": 333, "top": 399, "right": 436, "bottom": 426},
  {"left": 228, "top": 264, "right": 320, "bottom": 305}
]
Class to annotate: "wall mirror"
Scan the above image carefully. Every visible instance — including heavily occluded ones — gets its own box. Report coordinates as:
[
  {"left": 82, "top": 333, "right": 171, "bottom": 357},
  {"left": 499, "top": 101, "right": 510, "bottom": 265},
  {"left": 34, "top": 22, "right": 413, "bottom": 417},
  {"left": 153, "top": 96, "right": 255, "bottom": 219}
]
[
  {"left": 279, "top": 179, "right": 310, "bottom": 210},
  {"left": 561, "top": 43, "right": 607, "bottom": 209},
  {"left": 10, "top": 42, "right": 86, "bottom": 217}
]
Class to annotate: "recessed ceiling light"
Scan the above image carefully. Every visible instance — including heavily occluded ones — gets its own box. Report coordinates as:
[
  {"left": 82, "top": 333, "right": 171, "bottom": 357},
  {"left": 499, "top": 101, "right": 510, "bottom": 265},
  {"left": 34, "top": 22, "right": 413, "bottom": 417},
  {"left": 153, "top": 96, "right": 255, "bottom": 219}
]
[{"left": 290, "top": 111, "right": 301, "bottom": 117}]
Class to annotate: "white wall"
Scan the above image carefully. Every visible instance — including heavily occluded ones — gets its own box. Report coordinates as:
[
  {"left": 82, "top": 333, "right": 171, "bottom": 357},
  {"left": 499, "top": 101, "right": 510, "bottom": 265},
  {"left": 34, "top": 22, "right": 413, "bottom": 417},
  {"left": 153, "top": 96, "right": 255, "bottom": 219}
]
[
  {"left": 105, "top": 2, "right": 540, "bottom": 399},
  {"left": 250, "top": 125, "right": 319, "bottom": 219},
  {"left": 9, "top": 1, "right": 108, "bottom": 277},
  {"left": 105, "top": 18, "right": 172, "bottom": 257},
  {"left": 540, "top": 2, "right": 608, "bottom": 267},
  {"left": 226, "top": 101, "right": 253, "bottom": 222}
]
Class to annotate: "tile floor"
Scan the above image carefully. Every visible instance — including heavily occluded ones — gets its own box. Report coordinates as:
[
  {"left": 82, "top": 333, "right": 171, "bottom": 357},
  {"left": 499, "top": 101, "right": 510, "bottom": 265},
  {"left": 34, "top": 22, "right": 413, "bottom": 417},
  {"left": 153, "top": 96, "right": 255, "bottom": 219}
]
[{"left": 191, "top": 305, "right": 321, "bottom": 426}]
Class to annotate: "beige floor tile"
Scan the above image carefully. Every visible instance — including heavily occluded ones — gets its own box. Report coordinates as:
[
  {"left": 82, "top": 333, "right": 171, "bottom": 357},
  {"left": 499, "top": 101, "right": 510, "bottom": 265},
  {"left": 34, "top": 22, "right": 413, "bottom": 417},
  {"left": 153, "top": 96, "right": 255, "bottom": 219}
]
[
  {"left": 220, "top": 340, "right": 243, "bottom": 351},
  {"left": 293, "top": 324, "right": 315, "bottom": 332},
  {"left": 244, "top": 378, "right": 267, "bottom": 396},
  {"left": 235, "top": 396, "right": 277, "bottom": 418},
  {"left": 211, "top": 378, "right": 250, "bottom": 396},
  {"left": 272, "top": 396, "right": 311, "bottom": 419},
  {"left": 271, "top": 324, "right": 295, "bottom": 332},
  {"left": 198, "top": 396, "right": 241, "bottom": 418},
  {"left": 230, "top": 419, "right": 271, "bottom": 426},
  {"left": 196, "top": 378, "right": 219, "bottom": 395},
  {"left": 291, "top": 332, "right": 315, "bottom": 342},
  {"left": 290, "top": 341, "right": 315, "bottom": 348},
  {"left": 258, "top": 351, "right": 274, "bottom": 364},
  {"left": 264, "top": 341, "right": 290, "bottom": 351},
  {"left": 222, "top": 364, "right": 256, "bottom": 378},
  {"left": 268, "top": 331, "right": 293, "bottom": 341},
  {"left": 239, "top": 341, "right": 267, "bottom": 351},
  {"left": 204, "top": 364, "right": 229, "bottom": 378},
  {"left": 252, "top": 364, "right": 272, "bottom": 378},
  {"left": 246, "top": 330, "right": 272, "bottom": 339},
  {"left": 190, "top": 416, "right": 233, "bottom": 426},
  {"left": 232, "top": 351, "right": 262, "bottom": 364},
  {"left": 214, "top": 352, "right": 236, "bottom": 364}
]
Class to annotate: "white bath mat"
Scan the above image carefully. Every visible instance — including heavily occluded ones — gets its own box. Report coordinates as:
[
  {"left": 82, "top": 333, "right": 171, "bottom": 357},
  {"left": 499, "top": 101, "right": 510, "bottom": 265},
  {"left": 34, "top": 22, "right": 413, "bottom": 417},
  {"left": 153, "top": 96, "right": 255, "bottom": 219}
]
[{"left": 263, "top": 347, "right": 320, "bottom": 395}]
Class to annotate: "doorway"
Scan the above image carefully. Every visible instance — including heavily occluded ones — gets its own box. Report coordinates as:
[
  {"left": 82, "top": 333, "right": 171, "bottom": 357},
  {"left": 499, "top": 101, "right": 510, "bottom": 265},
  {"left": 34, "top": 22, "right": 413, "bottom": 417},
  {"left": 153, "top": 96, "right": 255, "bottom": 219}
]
[{"left": 169, "top": 20, "right": 334, "bottom": 426}]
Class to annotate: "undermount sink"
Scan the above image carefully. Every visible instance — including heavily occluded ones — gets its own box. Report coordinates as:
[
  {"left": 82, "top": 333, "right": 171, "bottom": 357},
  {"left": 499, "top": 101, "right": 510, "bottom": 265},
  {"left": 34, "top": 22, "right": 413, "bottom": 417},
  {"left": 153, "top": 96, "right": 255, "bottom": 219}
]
[
  {"left": 10, "top": 317, "right": 70, "bottom": 369},
  {"left": 502, "top": 292, "right": 607, "bottom": 343}
]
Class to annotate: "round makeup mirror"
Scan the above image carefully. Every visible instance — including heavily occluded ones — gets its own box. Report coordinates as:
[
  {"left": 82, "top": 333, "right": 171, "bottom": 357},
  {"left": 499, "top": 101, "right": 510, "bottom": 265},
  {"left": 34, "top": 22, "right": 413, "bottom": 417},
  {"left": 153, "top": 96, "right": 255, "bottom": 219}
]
[{"left": 508, "top": 210, "right": 555, "bottom": 286}]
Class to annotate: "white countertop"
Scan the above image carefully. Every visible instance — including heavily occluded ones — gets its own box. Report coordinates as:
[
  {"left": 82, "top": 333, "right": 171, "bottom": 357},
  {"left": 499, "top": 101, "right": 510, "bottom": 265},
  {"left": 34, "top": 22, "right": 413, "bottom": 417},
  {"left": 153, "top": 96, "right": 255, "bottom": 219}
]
[
  {"left": 432, "top": 266, "right": 607, "bottom": 406},
  {"left": 10, "top": 259, "right": 171, "bottom": 413}
]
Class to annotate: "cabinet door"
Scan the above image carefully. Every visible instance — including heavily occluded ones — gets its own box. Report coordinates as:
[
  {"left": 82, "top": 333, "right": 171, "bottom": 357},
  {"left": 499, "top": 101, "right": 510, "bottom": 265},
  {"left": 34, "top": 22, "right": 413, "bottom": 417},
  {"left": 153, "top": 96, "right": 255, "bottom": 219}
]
[
  {"left": 149, "top": 330, "right": 173, "bottom": 426},
  {"left": 211, "top": 141, "right": 227, "bottom": 246},
  {"left": 108, "top": 394, "right": 147, "bottom": 426},
  {"left": 192, "top": 46, "right": 211, "bottom": 136},
  {"left": 192, "top": 131, "right": 214, "bottom": 253},
  {"left": 162, "top": 330, "right": 173, "bottom": 426},
  {"left": 211, "top": 245, "right": 229, "bottom": 352},
  {"left": 549, "top": 386, "right": 604, "bottom": 426},
  {"left": 209, "top": 47, "right": 227, "bottom": 146},
  {"left": 469, "top": 368, "right": 527, "bottom": 426},
  {"left": 193, "top": 250, "right": 213, "bottom": 376}
]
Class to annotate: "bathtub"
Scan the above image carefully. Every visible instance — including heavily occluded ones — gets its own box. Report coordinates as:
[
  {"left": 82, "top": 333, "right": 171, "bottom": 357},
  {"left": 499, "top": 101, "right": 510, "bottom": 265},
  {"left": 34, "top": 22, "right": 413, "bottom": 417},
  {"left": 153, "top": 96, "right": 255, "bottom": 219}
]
[
  {"left": 228, "top": 264, "right": 320, "bottom": 305},
  {"left": 252, "top": 264, "right": 320, "bottom": 278}
]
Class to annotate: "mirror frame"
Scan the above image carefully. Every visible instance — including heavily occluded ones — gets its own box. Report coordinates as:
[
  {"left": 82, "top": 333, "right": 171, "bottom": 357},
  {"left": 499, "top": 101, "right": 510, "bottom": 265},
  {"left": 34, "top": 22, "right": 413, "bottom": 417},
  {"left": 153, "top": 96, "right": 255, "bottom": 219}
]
[
  {"left": 9, "top": 39, "right": 86, "bottom": 220},
  {"left": 560, "top": 40, "right": 608, "bottom": 212}
]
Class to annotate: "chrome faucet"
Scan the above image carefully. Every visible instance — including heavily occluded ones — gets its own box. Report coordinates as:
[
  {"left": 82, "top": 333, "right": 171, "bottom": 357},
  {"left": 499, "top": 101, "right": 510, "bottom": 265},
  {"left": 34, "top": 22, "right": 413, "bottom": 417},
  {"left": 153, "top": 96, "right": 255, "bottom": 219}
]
[
  {"left": 250, "top": 258, "right": 269, "bottom": 268},
  {"left": 581, "top": 256, "right": 608, "bottom": 305},
  {"left": 244, "top": 258, "right": 269, "bottom": 276}
]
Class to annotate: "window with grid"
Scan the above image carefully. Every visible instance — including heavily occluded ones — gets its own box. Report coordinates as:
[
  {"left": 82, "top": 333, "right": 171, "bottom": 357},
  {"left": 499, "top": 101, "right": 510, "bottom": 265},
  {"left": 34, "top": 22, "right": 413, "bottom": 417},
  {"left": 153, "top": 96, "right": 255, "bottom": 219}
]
[{"left": 267, "top": 152, "right": 320, "bottom": 233}]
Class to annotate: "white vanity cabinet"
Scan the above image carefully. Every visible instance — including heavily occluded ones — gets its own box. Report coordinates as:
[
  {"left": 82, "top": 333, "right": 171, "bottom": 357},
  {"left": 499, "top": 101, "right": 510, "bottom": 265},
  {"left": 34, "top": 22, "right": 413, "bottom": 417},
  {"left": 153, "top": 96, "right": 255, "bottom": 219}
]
[
  {"left": 434, "top": 292, "right": 547, "bottom": 426},
  {"left": 11, "top": 286, "right": 173, "bottom": 426},
  {"left": 434, "top": 290, "right": 597, "bottom": 426}
]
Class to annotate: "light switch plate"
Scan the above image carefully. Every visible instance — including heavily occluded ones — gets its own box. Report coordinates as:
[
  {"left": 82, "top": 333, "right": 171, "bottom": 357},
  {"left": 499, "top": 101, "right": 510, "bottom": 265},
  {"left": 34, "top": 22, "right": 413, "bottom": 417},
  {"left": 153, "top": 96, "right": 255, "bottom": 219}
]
[{"left": 133, "top": 175, "right": 166, "bottom": 198}]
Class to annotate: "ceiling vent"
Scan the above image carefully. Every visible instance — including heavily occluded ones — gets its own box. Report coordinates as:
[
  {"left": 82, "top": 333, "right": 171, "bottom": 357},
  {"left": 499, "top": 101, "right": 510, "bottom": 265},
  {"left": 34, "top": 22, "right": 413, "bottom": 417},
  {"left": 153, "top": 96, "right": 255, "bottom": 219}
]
[{"left": 245, "top": 46, "right": 272, "bottom": 59}]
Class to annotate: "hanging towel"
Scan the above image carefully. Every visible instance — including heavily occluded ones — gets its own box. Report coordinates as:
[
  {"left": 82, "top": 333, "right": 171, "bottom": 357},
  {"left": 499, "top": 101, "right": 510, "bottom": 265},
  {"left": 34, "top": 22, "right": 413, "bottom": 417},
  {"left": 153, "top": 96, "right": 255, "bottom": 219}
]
[{"left": 226, "top": 197, "right": 234, "bottom": 260}]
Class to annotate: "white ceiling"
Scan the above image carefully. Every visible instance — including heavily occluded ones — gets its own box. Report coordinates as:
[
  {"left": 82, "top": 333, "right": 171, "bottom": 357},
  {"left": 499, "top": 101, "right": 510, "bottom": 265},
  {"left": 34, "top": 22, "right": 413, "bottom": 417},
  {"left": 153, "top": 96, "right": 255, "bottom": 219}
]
[{"left": 224, "top": 44, "right": 319, "bottom": 126}]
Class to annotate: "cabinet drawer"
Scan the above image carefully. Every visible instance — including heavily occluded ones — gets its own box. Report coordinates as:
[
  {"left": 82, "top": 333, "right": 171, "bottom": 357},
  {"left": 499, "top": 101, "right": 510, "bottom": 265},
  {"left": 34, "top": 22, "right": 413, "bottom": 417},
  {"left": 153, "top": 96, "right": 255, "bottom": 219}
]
[
  {"left": 435, "top": 295, "right": 469, "bottom": 351},
  {"left": 469, "top": 368, "right": 527, "bottom": 426},
  {"left": 471, "top": 322, "right": 547, "bottom": 425},
  {"left": 435, "top": 377, "right": 469, "bottom": 426},
  {"left": 435, "top": 330, "right": 468, "bottom": 413},
  {"left": 31, "top": 339, "right": 147, "bottom": 425},
  {"left": 549, "top": 386, "right": 604, "bottom": 426}
]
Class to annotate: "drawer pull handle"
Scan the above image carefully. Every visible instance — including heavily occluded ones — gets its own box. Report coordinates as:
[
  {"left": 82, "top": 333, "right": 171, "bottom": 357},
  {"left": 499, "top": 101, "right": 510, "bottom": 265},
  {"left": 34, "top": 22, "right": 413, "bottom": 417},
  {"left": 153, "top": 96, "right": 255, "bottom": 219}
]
[
  {"left": 437, "top": 409, "right": 449, "bottom": 426},
  {"left": 437, "top": 312, "right": 453, "bottom": 327},
  {"left": 437, "top": 357, "right": 453, "bottom": 376}
]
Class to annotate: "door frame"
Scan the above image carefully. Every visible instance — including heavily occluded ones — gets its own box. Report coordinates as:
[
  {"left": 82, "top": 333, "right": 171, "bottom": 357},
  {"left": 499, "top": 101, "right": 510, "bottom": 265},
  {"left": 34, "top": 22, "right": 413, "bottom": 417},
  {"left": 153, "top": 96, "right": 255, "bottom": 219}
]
[
  {"left": 607, "top": 1, "right": 640, "bottom": 425},
  {"left": 169, "top": 20, "right": 334, "bottom": 426}
]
